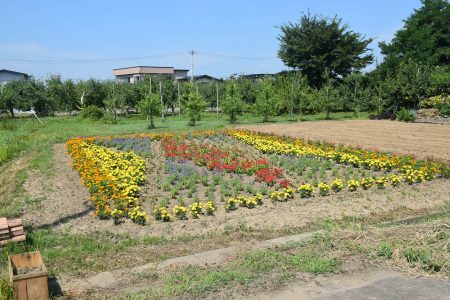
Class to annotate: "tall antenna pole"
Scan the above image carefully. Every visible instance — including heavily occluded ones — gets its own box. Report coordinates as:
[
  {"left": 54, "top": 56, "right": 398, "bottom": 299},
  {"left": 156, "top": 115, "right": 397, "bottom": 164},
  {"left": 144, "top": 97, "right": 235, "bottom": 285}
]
[
  {"left": 190, "top": 50, "right": 195, "bottom": 82},
  {"left": 160, "top": 81, "right": 165, "bottom": 121},
  {"left": 216, "top": 82, "right": 219, "bottom": 118},
  {"left": 177, "top": 81, "right": 181, "bottom": 118},
  {"left": 149, "top": 76, "right": 152, "bottom": 94}
]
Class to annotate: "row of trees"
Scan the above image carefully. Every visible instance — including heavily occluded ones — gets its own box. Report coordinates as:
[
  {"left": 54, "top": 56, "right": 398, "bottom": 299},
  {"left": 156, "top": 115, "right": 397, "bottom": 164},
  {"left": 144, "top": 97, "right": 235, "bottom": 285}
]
[{"left": 0, "top": 59, "right": 446, "bottom": 123}]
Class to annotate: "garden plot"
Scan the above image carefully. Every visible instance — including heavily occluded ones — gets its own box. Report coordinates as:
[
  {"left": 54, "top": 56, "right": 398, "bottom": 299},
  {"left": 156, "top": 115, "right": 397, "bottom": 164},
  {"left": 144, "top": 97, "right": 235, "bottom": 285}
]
[{"left": 64, "top": 129, "right": 450, "bottom": 229}]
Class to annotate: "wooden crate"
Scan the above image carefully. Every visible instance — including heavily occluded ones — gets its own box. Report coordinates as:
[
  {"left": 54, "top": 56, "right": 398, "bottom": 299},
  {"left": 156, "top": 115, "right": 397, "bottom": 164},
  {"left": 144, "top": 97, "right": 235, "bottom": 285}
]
[{"left": 8, "top": 251, "right": 49, "bottom": 300}]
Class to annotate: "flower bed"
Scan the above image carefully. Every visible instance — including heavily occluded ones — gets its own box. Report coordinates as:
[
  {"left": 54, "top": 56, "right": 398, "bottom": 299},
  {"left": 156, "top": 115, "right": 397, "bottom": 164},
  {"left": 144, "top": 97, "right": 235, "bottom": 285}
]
[{"left": 66, "top": 129, "right": 450, "bottom": 225}]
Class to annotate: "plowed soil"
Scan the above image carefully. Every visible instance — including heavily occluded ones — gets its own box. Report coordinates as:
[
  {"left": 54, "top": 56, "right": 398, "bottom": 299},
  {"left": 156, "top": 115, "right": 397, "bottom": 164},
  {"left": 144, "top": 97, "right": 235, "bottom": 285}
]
[{"left": 240, "top": 120, "right": 450, "bottom": 161}]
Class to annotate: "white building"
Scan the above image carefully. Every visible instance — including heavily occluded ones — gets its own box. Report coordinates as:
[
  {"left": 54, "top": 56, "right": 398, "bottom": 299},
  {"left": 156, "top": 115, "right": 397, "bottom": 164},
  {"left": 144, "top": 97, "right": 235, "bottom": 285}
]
[
  {"left": 0, "top": 69, "right": 30, "bottom": 85},
  {"left": 113, "top": 66, "right": 189, "bottom": 83}
]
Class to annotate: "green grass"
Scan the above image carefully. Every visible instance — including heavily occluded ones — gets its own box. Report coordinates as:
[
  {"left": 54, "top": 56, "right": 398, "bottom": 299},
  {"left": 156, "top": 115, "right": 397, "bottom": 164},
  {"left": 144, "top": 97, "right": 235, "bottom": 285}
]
[
  {"left": 0, "top": 230, "right": 142, "bottom": 276},
  {"left": 125, "top": 232, "right": 337, "bottom": 299},
  {"left": 0, "top": 111, "right": 366, "bottom": 167},
  {"left": 0, "top": 169, "right": 28, "bottom": 218}
]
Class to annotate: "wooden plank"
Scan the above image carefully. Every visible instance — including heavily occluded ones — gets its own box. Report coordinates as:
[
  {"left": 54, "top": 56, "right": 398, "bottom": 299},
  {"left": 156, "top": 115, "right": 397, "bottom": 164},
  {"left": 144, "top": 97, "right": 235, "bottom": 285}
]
[
  {"left": 10, "top": 226, "right": 24, "bottom": 232},
  {"left": 0, "top": 235, "right": 26, "bottom": 246},
  {"left": 7, "top": 219, "right": 22, "bottom": 227},
  {"left": 0, "top": 218, "right": 8, "bottom": 230},
  {"left": 11, "top": 235, "right": 26, "bottom": 242},
  {"left": 10, "top": 229, "right": 24, "bottom": 237},
  {"left": 0, "top": 228, "right": 9, "bottom": 235}
]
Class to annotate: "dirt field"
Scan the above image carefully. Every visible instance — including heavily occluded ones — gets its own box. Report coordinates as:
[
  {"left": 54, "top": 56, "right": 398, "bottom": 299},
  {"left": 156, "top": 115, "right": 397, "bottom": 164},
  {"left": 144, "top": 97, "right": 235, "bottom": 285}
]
[{"left": 240, "top": 120, "right": 450, "bottom": 161}]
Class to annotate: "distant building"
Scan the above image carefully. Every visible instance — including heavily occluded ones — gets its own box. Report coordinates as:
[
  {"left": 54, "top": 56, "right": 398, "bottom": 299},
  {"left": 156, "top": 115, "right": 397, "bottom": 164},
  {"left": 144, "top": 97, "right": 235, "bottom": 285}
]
[
  {"left": 236, "top": 73, "right": 276, "bottom": 81},
  {"left": 0, "top": 69, "right": 30, "bottom": 85},
  {"left": 113, "top": 66, "right": 189, "bottom": 83},
  {"left": 179, "top": 75, "right": 221, "bottom": 83}
]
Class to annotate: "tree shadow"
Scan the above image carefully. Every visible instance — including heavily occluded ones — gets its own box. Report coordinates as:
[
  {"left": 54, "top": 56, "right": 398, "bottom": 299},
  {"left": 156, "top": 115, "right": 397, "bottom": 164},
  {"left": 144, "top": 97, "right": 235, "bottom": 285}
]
[{"left": 28, "top": 203, "right": 94, "bottom": 231}]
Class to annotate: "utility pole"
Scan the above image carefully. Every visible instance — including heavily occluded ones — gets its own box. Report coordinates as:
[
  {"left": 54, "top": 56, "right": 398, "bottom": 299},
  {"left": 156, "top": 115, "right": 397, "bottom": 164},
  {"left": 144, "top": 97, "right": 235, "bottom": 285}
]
[
  {"left": 177, "top": 81, "right": 181, "bottom": 118},
  {"left": 149, "top": 76, "right": 152, "bottom": 94},
  {"left": 216, "top": 82, "right": 219, "bottom": 118},
  {"left": 160, "top": 81, "right": 165, "bottom": 121},
  {"left": 190, "top": 50, "right": 195, "bottom": 82}
]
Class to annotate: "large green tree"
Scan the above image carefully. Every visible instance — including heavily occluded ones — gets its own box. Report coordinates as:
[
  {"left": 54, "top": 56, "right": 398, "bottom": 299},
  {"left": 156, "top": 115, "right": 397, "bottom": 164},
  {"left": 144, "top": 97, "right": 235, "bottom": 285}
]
[
  {"left": 378, "top": 0, "right": 450, "bottom": 76},
  {"left": 278, "top": 13, "right": 373, "bottom": 88}
]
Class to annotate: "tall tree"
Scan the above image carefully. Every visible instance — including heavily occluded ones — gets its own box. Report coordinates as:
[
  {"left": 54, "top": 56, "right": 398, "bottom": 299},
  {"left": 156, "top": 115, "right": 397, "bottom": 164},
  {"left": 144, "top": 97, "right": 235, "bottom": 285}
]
[
  {"left": 278, "top": 13, "right": 373, "bottom": 88},
  {"left": 378, "top": 0, "right": 450, "bottom": 76}
]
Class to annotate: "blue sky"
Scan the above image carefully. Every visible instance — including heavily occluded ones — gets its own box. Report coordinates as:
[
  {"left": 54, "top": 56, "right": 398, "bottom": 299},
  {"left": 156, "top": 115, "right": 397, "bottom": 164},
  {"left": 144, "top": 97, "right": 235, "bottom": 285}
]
[{"left": 0, "top": 0, "right": 422, "bottom": 80}]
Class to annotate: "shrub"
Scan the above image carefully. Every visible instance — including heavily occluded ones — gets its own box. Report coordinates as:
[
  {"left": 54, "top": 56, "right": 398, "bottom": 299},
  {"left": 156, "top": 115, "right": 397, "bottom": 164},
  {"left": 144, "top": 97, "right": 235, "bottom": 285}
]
[
  {"left": 419, "top": 95, "right": 450, "bottom": 109},
  {"left": 396, "top": 108, "right": 416, "bottom": 122},
  {"left": 437, "top": 103, "right": 450, "bottom": 117},
  {"left": 80, "top": 105, "right": 104, "bottom": 120}
]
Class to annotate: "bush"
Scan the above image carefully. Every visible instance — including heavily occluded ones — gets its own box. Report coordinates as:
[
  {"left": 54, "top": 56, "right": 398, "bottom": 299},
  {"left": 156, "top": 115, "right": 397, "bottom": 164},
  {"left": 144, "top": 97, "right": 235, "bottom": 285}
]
[
  {"left": 419, "top": 95, "right": 449, "bottom": 109},
  {"left": 396, "top": 108, "right": 416, "bottom": 122},
  {"left": 80, "top": 105, "right": 104, "bottom": 120},
  {"left": 437, "top": 103, "right": 450, "bottom": 117}
]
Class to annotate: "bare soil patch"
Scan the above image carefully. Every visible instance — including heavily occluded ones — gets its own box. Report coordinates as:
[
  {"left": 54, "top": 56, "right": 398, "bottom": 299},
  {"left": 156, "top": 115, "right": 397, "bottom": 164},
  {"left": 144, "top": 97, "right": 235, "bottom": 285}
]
[
  {"left": 239, "top": 120, "right": 450, "bottom": 161},
  {"left": 22, "top": 144, "right": 92, "bottom": 229}
]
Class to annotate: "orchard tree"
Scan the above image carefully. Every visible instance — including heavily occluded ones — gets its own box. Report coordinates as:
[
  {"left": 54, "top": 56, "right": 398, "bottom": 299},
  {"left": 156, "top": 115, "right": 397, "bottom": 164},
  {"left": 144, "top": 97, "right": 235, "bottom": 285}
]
[
  {"left": 105, "top": 81, "right": 126, "bottom": 124},
  {"left": 76, "top": 79, "right": 108, "bottom": 108},
  {"left": 0, "top": 80, "right": 32, "bottom": 117},
  {"left": 182, "top": 83, "right": 207, "bottom": 126},
  {"left": 380, "top": 60, "right": 432, "bottom": 112},
  {"left": 278, "top": 13, "right": 373, "bottom": 87},
  {"left": 273, "top": 75, "right": 295, "bottom": 117},
  {"left": 29, "top": 80, "right": 51, "bottom": 117},
  {"left": 139, "top": 91, "right": 162, "bottom": 129},
  {"left": 290, "top": 73, "right": 313, "bottom": 115},
  {"left": 255, "top": 77, "right": 278, "bottom": 122},
  {"left": 314, "top": 72, "right": 342, "bottom": 119},
  {"left": 222, "top": 80, "right": 244, "bottom": 123},
  {"left": 46, "top": 75, "right": 78, "bottom": 112},
  {"left": 236, "top": 77, "right": 257, "bottom": 106}
]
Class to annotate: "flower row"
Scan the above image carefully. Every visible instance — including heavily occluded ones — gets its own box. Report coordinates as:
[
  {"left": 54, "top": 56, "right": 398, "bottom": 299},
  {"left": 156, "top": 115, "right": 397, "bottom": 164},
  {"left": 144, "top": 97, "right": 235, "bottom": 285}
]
[
  {"left": 226, "top": 130, "right": 449, "bottom": 179},
  {"left": 67, "top": 138, "right": 148, "bottom": 224}
]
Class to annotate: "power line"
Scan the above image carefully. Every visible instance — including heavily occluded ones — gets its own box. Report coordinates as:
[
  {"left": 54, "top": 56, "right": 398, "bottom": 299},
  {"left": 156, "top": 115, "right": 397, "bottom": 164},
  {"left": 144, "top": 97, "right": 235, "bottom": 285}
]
[
  {"left": 0, "top": 52, "right": 187, "bottom": 63},
  {"left": 0, "top": 51, "right": 276, "bottom": 63}
]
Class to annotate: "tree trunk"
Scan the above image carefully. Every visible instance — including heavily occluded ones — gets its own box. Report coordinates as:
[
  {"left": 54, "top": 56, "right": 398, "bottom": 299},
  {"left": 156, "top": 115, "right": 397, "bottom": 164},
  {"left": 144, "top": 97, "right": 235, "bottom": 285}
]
[
  {"left": 149, "top": 115, "right": 154, "bottom": 129},
  {"left": 326, "top": 110, "right": 330, "bottom": 120},
  {"left": 9, "top": 108, "right": 15, "bottom": 118}
]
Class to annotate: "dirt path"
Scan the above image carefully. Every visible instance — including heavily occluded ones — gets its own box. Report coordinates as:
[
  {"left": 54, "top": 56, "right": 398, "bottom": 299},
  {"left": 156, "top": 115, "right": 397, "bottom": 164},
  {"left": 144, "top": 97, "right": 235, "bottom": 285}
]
[
  {"left": 22, "top": 144, "right": 92, "bottom": 229},
  {"left": 240, "top": 270, "right": 450, "bottom": 300},
  {"left": 239, "top": 120, "right": 450, "bottom": 161}
]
